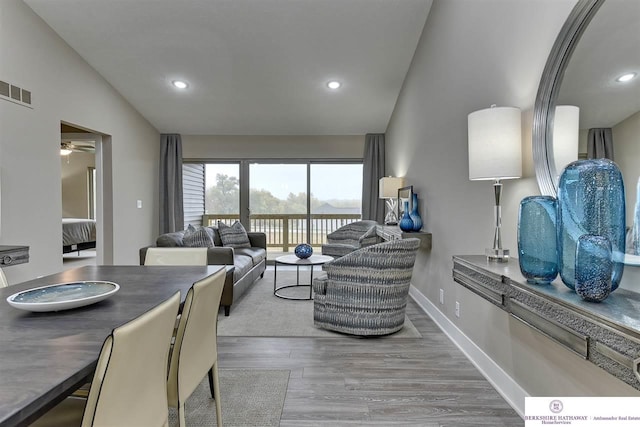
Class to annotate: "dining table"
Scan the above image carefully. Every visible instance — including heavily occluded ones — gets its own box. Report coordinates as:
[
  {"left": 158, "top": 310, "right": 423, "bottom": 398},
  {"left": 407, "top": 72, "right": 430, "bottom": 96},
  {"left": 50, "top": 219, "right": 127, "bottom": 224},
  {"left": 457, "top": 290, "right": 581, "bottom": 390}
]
[{"left": 0, "top": 264, "right": 226, "bottom": 427}]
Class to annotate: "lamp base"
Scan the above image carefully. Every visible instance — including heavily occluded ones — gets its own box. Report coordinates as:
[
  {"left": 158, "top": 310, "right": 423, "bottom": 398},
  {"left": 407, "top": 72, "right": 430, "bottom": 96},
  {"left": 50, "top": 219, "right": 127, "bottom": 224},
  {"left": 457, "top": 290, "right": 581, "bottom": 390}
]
[
  {"left": 384, "top": 221, "right": 398, "bottom": 226},
  {"left": 486, "top": 248, "right": 510, "bottom": 262}
]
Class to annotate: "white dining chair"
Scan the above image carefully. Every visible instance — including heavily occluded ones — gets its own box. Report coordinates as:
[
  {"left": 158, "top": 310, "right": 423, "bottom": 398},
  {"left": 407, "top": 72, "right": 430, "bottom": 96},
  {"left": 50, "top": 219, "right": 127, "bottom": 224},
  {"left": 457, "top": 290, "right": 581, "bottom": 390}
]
[
  {"left": 31, "top": 292, "right": 181, "bottom": 427},
  {"left": 0, "top": 268, "right": 8, "bottom": 288},
  {"left": 167, "top": 267, "right": 226, "bottom": 427},
  {"left": 144, "top": 247, "right": 208, "bottom": 266}
]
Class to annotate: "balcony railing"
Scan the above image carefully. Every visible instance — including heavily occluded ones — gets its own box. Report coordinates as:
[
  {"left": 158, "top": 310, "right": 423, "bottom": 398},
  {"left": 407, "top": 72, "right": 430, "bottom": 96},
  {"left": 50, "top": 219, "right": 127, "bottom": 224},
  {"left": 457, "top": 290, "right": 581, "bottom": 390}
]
[{"left": 203, "top": 213, "right": 361, "bottom": 251}]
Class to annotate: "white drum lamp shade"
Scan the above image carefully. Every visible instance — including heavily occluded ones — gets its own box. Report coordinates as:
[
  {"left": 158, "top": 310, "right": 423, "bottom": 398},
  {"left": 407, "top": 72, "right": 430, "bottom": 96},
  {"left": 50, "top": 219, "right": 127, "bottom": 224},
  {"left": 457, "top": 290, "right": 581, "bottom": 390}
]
[
  {"left": 379, "top": 177, "right": 406, "bottom": 199},
  {"left": 468, "top": 106, "right": 522, "bottom": 181},
  {"left": 552, "top": 105, "right": 580, "bottom": 176}
]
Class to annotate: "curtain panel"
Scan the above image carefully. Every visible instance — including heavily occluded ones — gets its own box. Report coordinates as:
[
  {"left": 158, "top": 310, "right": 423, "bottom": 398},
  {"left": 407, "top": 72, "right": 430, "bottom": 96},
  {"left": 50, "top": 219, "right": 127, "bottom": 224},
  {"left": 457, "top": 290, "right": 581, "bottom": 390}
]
[
  {"left": 587, "top": 128, "right": 614, "bottom": 161},
  {"left": 362, "top": 133, "right": 385, "bottom": 223},
  {"left": 159, "top": 134, "right": 184, "bottom": 234}
]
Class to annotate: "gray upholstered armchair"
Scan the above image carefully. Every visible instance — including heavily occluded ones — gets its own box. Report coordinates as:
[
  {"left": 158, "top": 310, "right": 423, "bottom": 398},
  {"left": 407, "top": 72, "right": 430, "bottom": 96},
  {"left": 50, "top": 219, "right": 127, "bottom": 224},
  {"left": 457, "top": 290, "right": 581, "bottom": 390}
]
[
  {"left": 313, "top": 238, "right": 420, "bottom": 336},
  {"left": 321, "top": 220, "right": 379, "bottom": 258}
]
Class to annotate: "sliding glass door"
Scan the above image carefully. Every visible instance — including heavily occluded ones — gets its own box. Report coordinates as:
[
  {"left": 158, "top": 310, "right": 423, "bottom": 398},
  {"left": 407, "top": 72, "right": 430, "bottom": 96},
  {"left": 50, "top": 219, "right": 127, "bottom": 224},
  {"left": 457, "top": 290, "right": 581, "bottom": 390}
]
[
  {"left": 310, "top": 163, "right": 362, "bottom": 247},
  {"left": 184, "top": 160, "right": 362, "bottom": 259}
]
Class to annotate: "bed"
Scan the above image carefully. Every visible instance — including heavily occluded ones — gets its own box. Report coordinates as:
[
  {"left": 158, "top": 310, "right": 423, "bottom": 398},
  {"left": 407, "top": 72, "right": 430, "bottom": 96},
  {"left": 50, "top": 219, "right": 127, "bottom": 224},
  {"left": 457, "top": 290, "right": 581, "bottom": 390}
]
[{"left": 63, "top": 218, "right": 97, "bottom": 254}]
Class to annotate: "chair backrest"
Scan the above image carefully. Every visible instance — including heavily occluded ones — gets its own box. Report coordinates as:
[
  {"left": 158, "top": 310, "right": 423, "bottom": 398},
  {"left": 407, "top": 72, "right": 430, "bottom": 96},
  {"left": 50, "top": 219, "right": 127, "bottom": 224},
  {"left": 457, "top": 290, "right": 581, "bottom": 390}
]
[
  {"left": 82, "top": 292, "right": 181, "bottom": 427},
  {"left": 325, "top": 238, "right": 420, "bottom": 284},
  {"left": 144, "top": 247, "right": 208, "bottom": 265},
  {"left": 0, "top": 268, "right": 8, "bottom": 288},
  {"left": 167, "top": 268, "right": 226, "bottom": 407}
]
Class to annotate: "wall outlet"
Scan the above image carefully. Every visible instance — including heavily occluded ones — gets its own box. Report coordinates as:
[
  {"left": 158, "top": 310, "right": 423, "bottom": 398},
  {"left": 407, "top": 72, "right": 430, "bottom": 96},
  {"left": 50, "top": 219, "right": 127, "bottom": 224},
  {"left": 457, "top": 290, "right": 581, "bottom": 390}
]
[
  {"left": 439, "top": 289, "right": 444, "bottom": 304},
  {"left": 136, "top": 200, "right": 143, "bottom": 209},
  {"left": 455, "top": 301, "right": 460, "bottom": 318}
]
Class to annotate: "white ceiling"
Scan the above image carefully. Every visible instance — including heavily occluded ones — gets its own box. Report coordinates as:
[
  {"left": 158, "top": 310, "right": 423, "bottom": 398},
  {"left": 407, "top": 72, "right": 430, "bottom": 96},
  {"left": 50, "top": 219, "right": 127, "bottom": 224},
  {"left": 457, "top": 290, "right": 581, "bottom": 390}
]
[
  {"left": 557, "top": 0, "right": 640, "bottom": 129},
  {"left": 25, "top": 0, "right": 432, "bottom": 135}
]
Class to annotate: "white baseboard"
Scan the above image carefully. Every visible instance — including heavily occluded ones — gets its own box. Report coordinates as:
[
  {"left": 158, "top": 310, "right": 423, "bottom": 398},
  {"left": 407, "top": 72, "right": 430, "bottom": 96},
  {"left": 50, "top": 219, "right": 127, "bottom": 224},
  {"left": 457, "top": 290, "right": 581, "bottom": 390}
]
[{"left": 409, "top": 285, "right": 528, "bottom": 418}]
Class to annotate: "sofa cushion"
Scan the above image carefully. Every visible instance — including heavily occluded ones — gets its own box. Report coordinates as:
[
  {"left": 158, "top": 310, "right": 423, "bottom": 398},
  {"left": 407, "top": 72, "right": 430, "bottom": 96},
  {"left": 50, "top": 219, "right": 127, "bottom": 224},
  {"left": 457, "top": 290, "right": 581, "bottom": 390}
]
[
  {"left": 156, "top": 231, "right": 185, "bottom": 247},
  {"left": 234, "top": 247, "right": 267, "bottom": 266},
  {"left": 233, "top": 254, "right": 254, "bottom": 282},
  {"left": 183, "top": 225, "right": 215, "bottom": 247},
  {"left": 218, "top": 221, "right": 251, "bottom": 248}
]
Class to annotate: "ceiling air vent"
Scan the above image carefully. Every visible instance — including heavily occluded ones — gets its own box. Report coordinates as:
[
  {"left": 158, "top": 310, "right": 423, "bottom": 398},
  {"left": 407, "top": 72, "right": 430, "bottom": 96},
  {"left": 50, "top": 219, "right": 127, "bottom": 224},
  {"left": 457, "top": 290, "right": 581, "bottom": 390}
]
[{"left": 0, "top": 79, "right": 33, "bottom": 108}]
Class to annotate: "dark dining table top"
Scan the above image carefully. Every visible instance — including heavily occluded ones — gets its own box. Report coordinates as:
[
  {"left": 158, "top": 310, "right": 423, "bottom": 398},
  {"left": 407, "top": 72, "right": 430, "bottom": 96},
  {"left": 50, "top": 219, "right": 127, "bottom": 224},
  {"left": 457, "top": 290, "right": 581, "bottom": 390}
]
[{"left": 0, "top": 265, "right": 225, "bottom": 427}]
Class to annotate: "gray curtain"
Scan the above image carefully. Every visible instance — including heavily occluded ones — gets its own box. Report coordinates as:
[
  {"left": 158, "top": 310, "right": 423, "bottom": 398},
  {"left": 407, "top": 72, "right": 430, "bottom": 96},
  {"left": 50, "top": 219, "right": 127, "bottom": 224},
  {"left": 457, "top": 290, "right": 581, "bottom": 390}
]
[
  {"left": 362, "top": 133, "right": 385, "bottom": 223},
  {"left": 159, "top": 134, "right": 184, "bottom": 234},
  {"left": 587, "top": 128, "right": 614, "bottom": 160}
]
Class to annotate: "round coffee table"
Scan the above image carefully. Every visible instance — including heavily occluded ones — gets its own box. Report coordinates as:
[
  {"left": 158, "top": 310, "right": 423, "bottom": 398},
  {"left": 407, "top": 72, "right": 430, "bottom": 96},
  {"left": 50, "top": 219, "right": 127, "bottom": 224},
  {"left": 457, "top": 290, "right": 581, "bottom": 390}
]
[{"left": 273, "top": 254, "right": 334, "bottom": 300}]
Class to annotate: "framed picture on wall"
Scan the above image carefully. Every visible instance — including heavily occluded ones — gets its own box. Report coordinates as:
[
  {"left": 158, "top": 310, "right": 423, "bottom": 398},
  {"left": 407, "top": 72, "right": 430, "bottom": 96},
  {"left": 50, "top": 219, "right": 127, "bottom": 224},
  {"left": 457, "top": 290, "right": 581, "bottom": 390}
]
[{"left": 397, "top": 185, "right": 413, "bottom": 219}]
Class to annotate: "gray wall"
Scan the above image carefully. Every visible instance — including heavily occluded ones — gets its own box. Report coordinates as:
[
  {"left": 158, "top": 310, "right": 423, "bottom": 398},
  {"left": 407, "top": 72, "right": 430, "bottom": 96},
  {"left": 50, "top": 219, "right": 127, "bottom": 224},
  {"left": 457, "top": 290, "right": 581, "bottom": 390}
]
[
  {"left": 386, "top": 0, "right": 639, "bottom": 406},
  {"left": 183, "top": 135, "right": 365, "bottom": 159},
  {"left": 61, "top": 152, "right": 95, "bottom": 218},
  {"left": 1, "top": 0, "right": 160, "bottom": 283}
]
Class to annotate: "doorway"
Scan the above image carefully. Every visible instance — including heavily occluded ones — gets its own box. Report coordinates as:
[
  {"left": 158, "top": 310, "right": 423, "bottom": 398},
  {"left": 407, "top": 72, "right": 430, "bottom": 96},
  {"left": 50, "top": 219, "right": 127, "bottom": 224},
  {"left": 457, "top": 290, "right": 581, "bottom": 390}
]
[{"left": 60, "top": 122, "right": 113, "bottom": 267}]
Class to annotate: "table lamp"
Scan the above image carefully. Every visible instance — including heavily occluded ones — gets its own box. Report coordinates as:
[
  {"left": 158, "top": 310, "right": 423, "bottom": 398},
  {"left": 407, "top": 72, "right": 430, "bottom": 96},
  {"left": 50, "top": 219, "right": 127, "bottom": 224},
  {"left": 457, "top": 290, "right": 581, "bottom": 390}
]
[
  {"left": 468, "top": 105, "right": 522, "bottom": 262},
  {"left": 379, "top": 176, "right": 406, "bottom": 225}
]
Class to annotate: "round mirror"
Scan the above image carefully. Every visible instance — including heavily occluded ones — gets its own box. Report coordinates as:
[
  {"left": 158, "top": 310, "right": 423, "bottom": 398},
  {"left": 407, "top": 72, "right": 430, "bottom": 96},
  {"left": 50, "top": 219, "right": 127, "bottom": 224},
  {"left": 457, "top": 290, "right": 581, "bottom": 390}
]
[{"left": 532, "top": 0, "right": 640, "bottom": 262}]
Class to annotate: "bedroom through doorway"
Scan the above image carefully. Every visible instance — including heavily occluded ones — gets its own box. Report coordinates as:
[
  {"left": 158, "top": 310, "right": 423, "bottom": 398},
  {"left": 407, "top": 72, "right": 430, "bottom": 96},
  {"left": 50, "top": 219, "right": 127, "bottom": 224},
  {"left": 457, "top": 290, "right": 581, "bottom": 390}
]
[{"left": 61, "top": 123, "right": 97, "bottom": 269}]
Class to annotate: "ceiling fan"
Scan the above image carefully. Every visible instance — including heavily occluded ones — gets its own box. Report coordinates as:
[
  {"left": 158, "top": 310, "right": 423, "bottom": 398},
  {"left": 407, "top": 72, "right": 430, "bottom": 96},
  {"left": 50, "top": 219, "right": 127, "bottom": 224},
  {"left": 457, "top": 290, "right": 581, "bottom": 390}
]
[{"left": 60, "top": 140, "right": 95, "bottom": 155}]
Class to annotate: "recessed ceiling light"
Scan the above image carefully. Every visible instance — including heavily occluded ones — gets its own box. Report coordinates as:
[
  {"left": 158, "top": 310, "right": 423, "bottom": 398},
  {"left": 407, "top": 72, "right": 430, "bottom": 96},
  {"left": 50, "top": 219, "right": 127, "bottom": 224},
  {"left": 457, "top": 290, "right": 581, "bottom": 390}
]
[
  {"left": 615, "top": 72, "right": 637, "bottom": 83},
  {"left": 327, "top": 81, "right": 341, "bottom": 89},
  {"left": 172, "top": 80, "right": 189, "bottom": 89}
]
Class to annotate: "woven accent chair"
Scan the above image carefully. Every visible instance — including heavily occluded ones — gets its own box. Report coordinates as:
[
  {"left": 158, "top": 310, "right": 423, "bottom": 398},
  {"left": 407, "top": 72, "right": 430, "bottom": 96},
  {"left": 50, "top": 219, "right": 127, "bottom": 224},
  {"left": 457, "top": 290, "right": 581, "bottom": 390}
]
[
  {"left": 313, "top": 238, "right": 420, "bottom": 336},
  {"left": 321, "top": 220, "right": 379, "bottom": 258}
]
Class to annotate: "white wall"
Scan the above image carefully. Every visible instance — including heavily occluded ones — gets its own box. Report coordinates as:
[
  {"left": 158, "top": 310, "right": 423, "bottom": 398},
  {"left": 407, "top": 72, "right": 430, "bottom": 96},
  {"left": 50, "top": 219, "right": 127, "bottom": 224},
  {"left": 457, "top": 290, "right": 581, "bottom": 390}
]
[
  {"left": 386, "top": 0, "right": 639, "bottom": 409},
  {"left": 61, "top": 152, "right": 95, "bottom": 218},
  {"left": 0, "top": 0, "right": 160, "bottom": 283},
  {"left": 613, "top": 110, "right": 640, "bottom": 222},
  {"left": 183, "top": 135, "right": 364, "bottom": 159}
]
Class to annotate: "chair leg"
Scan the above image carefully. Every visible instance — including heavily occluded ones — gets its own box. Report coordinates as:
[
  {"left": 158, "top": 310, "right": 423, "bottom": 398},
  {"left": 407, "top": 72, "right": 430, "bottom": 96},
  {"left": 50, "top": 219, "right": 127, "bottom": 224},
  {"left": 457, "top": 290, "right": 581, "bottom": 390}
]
[
  {"left": 212, "top": 362, "right": 223, "bottom": 426},
  {"left": 224, "top": 305, "right": 230, "bottom": 316},
  {"left": 208, "top": 367, "right": 215, "bottom": 398},
  {"left": 178, "top": 402, "right": 187, "bottom": 427}
]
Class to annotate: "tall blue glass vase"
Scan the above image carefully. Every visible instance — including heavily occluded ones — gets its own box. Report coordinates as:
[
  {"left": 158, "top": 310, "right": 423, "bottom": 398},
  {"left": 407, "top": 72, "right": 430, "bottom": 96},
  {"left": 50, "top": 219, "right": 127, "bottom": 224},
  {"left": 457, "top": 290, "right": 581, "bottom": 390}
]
[
  {"left": 575, "top": 234, "right": 612, "bottom": 302},
  {"left": 557, "top": 159, "right": 625, "bottom": 291},
  {"left": 517, "top": 196, "right": 558, "bottom": 284},
  {"left": 410, "top": 193, "right": 423, "bottom": 231},
  {"left": 399, "top": 200, "right": 414, "bottom": 232}
]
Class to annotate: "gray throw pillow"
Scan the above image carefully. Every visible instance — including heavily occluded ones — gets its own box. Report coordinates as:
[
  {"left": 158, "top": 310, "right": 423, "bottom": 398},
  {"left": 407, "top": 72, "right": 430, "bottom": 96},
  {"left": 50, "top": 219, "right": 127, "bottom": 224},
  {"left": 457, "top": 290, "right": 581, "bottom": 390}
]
[
  {"left": 183, "top": 224, "right": 215, "bottom": 248},
  {"left": 218, "top": 221, "right": 251, "bottom": 248}
]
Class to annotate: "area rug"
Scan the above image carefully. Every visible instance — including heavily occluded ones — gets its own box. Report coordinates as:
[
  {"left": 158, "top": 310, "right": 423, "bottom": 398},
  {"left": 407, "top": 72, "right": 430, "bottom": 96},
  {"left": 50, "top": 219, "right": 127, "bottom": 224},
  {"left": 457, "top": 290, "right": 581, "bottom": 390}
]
[
  {"left": 169, "top": 369, "right": 290, "bottom": 427},
  {"left": 218, "top": 269, "right": 422, "bottom": 338}
]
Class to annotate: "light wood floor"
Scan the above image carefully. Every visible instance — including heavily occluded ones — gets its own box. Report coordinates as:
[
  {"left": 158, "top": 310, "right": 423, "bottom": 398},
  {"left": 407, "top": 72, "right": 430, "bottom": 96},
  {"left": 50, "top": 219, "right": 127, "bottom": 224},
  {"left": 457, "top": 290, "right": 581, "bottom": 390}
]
[{"left": 217, "top": 293, "right": 524, "bottom": 426}]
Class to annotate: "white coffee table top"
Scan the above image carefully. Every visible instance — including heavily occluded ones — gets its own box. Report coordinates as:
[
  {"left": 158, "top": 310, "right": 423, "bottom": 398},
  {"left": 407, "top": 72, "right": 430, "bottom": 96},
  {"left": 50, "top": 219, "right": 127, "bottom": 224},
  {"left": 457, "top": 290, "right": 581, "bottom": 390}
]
[{"left": 275, "top": 254, "right": 334, "bottom": 266}]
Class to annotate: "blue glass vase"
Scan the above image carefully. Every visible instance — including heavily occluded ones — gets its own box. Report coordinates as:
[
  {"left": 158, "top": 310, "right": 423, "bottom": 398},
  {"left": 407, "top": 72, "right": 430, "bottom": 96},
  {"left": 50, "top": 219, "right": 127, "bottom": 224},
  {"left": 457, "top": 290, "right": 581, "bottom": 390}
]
[
  {"left": 294, "top": 243, "right": 313, "bottom": 259},
  {"left": 575, "top": 234, "right": 613, "bottom": 302},
  {"left": 410, "top": 193, "right": 423, "bottom": 231},
  {"left": 517, "top": 196, "right": 558, "bottom": 284},
  {"left": 399, "top": 200, "right": 414, "bottom": 232},
  {"left": 557, "top": 159, "right": 625, "bottom": 291}
]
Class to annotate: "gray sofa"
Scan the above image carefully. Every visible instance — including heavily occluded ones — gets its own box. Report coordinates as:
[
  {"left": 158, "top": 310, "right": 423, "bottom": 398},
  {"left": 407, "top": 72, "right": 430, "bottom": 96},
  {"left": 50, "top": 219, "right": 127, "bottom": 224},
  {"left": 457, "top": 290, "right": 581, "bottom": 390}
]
[{"left": 140, "top": 227, "right": 267, "bottom": 316}]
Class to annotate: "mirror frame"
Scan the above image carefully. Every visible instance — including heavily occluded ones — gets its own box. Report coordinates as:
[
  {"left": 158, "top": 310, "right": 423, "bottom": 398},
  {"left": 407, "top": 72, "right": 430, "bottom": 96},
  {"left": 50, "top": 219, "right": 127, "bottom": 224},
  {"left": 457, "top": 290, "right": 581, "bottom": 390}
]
[{"left": 532, "top": 0, "right": 604, "bottom": 196}]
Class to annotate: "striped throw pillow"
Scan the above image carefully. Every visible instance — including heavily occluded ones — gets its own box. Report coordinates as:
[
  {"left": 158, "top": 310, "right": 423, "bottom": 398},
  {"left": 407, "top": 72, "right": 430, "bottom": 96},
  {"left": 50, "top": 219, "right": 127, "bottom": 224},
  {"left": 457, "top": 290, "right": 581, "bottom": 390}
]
[
  {"left": 183, "top": 224, "right": 214, "bottom": 247},
  {"left": 218, "top": 221, "right": 251, "bottom": 248}
]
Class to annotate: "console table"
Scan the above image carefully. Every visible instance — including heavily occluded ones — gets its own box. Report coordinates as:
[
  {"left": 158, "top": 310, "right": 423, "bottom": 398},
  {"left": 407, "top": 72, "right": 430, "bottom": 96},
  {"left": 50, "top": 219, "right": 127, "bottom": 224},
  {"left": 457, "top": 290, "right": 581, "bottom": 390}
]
[
  {"left": 452, "top": 255, "right": 640, "bottom": 391},
  {"left": 376, "top": 225, "right": 432, "bottom": 251},
  {"left": 0, "top": 245, "right": 29, "bottom": 267}
]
